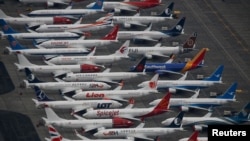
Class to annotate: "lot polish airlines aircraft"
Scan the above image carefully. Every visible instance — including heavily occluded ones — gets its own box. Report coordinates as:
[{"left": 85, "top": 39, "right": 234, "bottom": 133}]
[
  {"left": 138, "top": 65, "right": 224, "bottom": 93},
  {"left": 0, "top": 9, "right": 72, "bottom": 28},
  {"left": 72, "top": 74, "right": 159, "bottom": 102},
  {"left": 117, "top": 17, "right": 185, "bottom": 42},
  {"left": 28, "top": 0, "right": 105, "bottom": 18},
  {"left": 45, "top": 125, "right": 136, "bottom": 141},
  {"left": 23, "top": 68, "right": 111, "bottom": 94},
  {"left": 46, "top": 40, "right": 130, "bottom": 65},
  {"left": 61, "top": 66, "right": 145, "bottom": 84},
  {"left": 5, "top": 35, "right": 90, "bottom": 57},
  {"left": 15, "top": 54, "right": 102, "bottom": 77},
  {"left": 32, "top": 86, "right": 122, "bottom": 113},
  {"left": 93, "top": 114, "right": 183, "bottom": 141},
  {"left": 37, "top": 25, "right": 119, "bottom": 49},
  {"left": 0, "top": 19, "right": 80, "bottom": 40},
  {"left": 82, "top": 92, "right": 171, "bottom": 121},
  {"left": 178, "top": 131, "right": 208, "bottom": 141},
  {"left": 149, "top": 82, "right": 238, "bottom": 112},
  {"left": 35, "top": 16, "right": 113, "bottom": 33},
  {"left": 162, "top": 102, "right": 250, "bottom": 131},
  {"left": 96, "top": 2, "right": 176, "bottom": 28},
  {"left": 19, "top": 0, "right": 85, "bottom": 7},
  {"left": 42, "top": 108, "right": 133, "bottom": 132},
  {"left": 128, "top": 32, "right": 197, "bottom": 59},
  {"left": 130, "top": 47, "right": 208, "bottom": 75},
  {"left": 86, "top": 0, "right": 162, "bottom": 13}
]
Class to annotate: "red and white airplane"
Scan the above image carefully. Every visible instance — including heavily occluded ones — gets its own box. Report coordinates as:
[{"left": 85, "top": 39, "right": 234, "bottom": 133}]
[
  {"left": 178, "top": 131, "right": 208, "bottom": 141},
  {"left": 0, "top": 9, "right": 72, "bottom": 28},
  {"left": 93, "top": 116, "right": 183, "bottom": 141},
  {"left": 86, "top": 0, "right": 162, "bottom": 13},
  {"left": 37, "top": 25, "right": 119, "bottom": 49},
  {"left": 72, "top": 73, "right": 159, "bottom": 102},
  {"left": 42, "top": 107, "right": 133, "bottom": 132},
  {"left": 32, "top": 86, "right": 123, "bottom": 113},
  {"left": 15, "top": 54, "right": 102, "bottom": 77},
  {"left": 23, "top": 68, "right": 111, "bottom": 94},
  {"left": 45, "top": 124, "right": 136, "bottom": 141},
  {"left": 19, "top": 0, "right": 85, "bottom": 7},
  {"left": 82, "top": 92, "right": 171, "bottom": 121},
  {"left": 46, "top": 40, "right": 130, "bottom": 65}
]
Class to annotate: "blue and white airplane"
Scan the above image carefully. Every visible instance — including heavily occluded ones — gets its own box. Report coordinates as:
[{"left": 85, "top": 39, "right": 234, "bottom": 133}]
[
  {"left": 162, "top": 102, "right": 250, "bottom": 131},
  {"left": 149, "top": 82, "right": 238, "bottom": 112},
  {"left": 130, "top": 47, "right": 208, "bottom": 75},
  {"left": 138, "top": 65, "right": 224, "bottom": 93}
]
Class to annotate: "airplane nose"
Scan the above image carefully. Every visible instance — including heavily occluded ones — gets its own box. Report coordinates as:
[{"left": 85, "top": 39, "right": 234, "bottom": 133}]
[{"left": 112, "top": 117, "right": 134, "bottom": 128}]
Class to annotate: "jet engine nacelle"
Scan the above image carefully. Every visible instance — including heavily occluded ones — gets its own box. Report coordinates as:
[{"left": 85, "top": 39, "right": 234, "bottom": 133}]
[
  {"left": 114, "top": 8, "right": 121, "bottom": 14},
  {"left": 47, "top": 1, "right": 54, "bottom": 7},
  {"left": 180, "top": 106, "right": 189, "bottom": 112},
  {"left": 145, "top": 54, "right": 153, "bottom": 59},
  {"left": 169, "top": 88, "right": 177, "bottom": 94},
  {"left": 123, "top": 23, "right": 131, "bottom": 28},
  {"left": 193, "top": 125, "right": 203, "bottom": 131}
]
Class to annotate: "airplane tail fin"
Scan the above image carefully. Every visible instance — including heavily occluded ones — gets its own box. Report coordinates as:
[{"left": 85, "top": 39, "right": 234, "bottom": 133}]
[
  {"left": 113, "top": 40, "right": 129, "bottom": 57},
  {"left": 203, "top": 65, "right": 224, "bottom": 82},
  {"left": 162, "top": 17, "right": 185, "bottom": 36},
  {"left": 182, "top": 32, "right": 197, "bottom": 51},
  {"left": 33, "top": 86, "right": 53, "bottom": 101},
  {"left": 216, "top": 82, "right": 237, "bottom": 100},
  {"left": 7, "top": 35, "right": 26, "bottom": 50},
  {"left": 153, "top": 92, "right": 171, "bottom": 111},
  {"left": 141, "top": 73, "right": 159, "bottom": 90},
  {"left": 24, "top": 68, "right": 43, "bottom": 83},
  {"left": 165, "top": 111, "right": 184, "bottom": 128},
  {"left": 101, "top": 25, "right": 119, "bottom": 40},
  {"left": 89, "top": 0, "right": 104, "bottom": 10},
  {"left": 45, "top": 107, "right": 64, "bottom": 121},
  {"left": 130, "top": 57, "right": 146, "bottom": 72},
  {"left": 0, "top": 9, "right": 9, "bottom": 18},
  {"left": 46, "top": 125, "right": 63, "bottom": 141},
  {"left": 232, "top": 102, "right": 250, "bottom": 122},
  {"left": 157, "top": 2, "right": 174, "bottom": 18},
  {"left": 187, "top": 131, "right": 199, "bottom": 141},
  {"left": 0, "top": 19, "right": 17, "bottom": 34},
  {"left": 15, "top": 53, "right": 35, "bottom": 70},
  {"left": 96, "top": 10, "right": 114, "bottom": 22}
]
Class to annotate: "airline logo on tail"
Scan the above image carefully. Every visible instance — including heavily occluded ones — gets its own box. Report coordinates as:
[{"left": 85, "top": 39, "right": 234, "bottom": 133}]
[
  {"left": 149, "top": 81, "right": 157, "bottom": 89},
  {"left": 36, "top": 90, "right": 46, "bottom": 101},
  {"left": 119, "top": 46, "right": 127, "bottom": 54},
  {"left": 27, "top": 73, "right": 35, "bottom": 82}
]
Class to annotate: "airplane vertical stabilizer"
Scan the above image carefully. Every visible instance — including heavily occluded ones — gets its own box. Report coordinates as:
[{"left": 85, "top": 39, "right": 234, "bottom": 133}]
[
  {"left": 162, "top": 17, "right": 185, "bottom": 36},
  {"left": 157, "top": 2, "right": 174, "bottom": 18},
  {"left": 101, "top": 25, "right": 119, "bottom": 40},
  {"left": 0, "top": 19, "right": 17, "bottom": 34},
  {"left": 89, "top": 0, "right": 104, "bottom": 10},
  {"left": 24, "top": 68, "right": 44, "bottom": 83},
  {"left": 0, "top": 9, "right": 9, "bottom": 18},
  {"left": 216, "top": 82, "right": 237, "bottom": 100},
  {"left": 130, "top": 57, "right": 146, "bottom": 72},
  {"left": 165, "top": 111, "right": 184, "bottom": 128},
  {"left": 44, "top": 107, "right": 64, "bottom": 121},
  {"left": 7, "top": 35, "right": 26, "bottom": 50},
  {"left": 33, "top": 86, "right": 53, "bottom": 101},
  {"left": 203, "top": 65, "right": 224, "bottom": 82}
]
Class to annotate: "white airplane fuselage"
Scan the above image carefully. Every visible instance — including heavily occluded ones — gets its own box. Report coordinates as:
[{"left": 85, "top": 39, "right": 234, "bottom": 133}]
[
  {"left": 72, "top": 89, "right": 158, "bottom": 100},
  {"left": 113, "top": 16, "right": 171, "bottom": 25},
  {"left": 4, "top": 17, "right": 59, "bottom": 26},
  {"left": 128, "top": 46, "right": 183, "bottom": 56},
  {"left": 118, "top": 31, "right": 169, "bottom": 40},
  {"left": 87, "top": 2, "right": 138, "bottom": 11}
]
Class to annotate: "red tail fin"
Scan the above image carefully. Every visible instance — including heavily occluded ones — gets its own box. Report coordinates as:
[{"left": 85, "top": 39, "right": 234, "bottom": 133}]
[
  {"left": 101, "top": 25, "right": 119, "bottom": 40},
  {"left": 48, "top": 125, "right": 63, "bottom": 141},
  {"left": 154, "top": 92, "right": 171, "bottom": 110},
  {"left": 188, "top": 131, "right": 199, "bottom": 141}
]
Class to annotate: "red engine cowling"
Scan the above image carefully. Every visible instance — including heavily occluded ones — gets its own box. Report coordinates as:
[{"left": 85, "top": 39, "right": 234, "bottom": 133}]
[
  {"left": 53, "top": 17, "right": 72, "bottom": 24},
  {"left": 80, "top": 64, "right": 101, "bottom": 73}
]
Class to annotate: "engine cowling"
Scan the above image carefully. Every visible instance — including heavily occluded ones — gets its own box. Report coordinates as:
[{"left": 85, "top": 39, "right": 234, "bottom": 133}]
[
  {"left": 180, "top": 106, "right": 189, "bottom": 112},
  {"left": 53, "top": 17, "right": 72, "bottom": 24},
  {"left": 123, "top": 23, "right": 131, "bottom": 28},
  {"left": 193, "top": 125, "right": 203, "bottom": 131},
  {"left": 46, "top": 1, "right": 54, "bottom": 7},
  {"left": 169, "top": 88, "right": 177, "bottom": 93}
]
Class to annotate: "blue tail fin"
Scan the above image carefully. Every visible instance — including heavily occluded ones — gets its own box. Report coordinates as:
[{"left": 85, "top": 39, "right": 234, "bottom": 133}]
[
  {"left": 7, "top": 35, "right": 26, "bottom": 50},
  {"left": 0, "top": 19, "right": 17, "bottom": 34},
  {"left": 24, "top": 68, "right": 43, "bottom": 83},
  {"left": 89, "top": 0, "right": 104, "bottom": 10},
  {"left": 33, "top": 86, "right": 53, "bottom": 101},
  {"left": 165, "top": 111, "right": 184, "bottom": 128},
  {"left": 204, "top": 65, "right": 224, "bottom": 81},
  {"left": 157, "top": 2, "right": 174, "bottom": 18},
  {"left": 130, "top": 57, "right": 146, "bottom": 72},
  {"left": 230, "top": 102, "right": 250, "bottom": 123},
  {"left": 217, "top": 82, "right": 237, "bottom": 99},
  {"left": 162, "top": 17, "right": 185, "bottom": 37}
]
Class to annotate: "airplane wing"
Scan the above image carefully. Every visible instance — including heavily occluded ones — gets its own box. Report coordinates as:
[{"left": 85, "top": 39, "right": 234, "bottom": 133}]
[
  {"left": 53, "top": 70, "right": 73, "bottom": 78},
  {"left": 155, "top": 70, "right": 184, "bottom": 76},
  {"left": 132, "top": 134, "right": 154, "bottom": 141},
  {"left": 126, "top": 21, "right": 147, "bottom": 27},
  {"left": 119, "top": 114, "right": 140, "bottom": 121},
  {"left": 134, "top": 36, "right": 158, "bottom": 42},
  {"left": 49, "top": 0, "right": 69, "bottom": 5},
  {"left": 72, "top": 114, "right": 99, "bottom": 132},
  {"left": 115, "top": 6, "right": 137, "bottom": 12},
  {"left": 108, "top": 96, "right": 128, "bottom": 102},
  {"left": 147, "top": 52, "right": 169, "bottom": 58},
  {"left": 54, "top": 78, "right": 80, "bottom": 94}
]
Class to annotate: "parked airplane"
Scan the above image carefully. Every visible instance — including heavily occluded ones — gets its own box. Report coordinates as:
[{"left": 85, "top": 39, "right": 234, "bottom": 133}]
[
  {"left": 28, "top": 0, "right": 104, "bottom": 18},
  {"left": 35, "top": 16, "right": 113, "bottom": 33},
  {"left": 32, "top": 86, "right": 123, "bottom": 113},
  {"left": 0, "top": 19, "right": 80, "bottom": 40},
  {"left": 23, "top": 68, "right": 111, "bottom": 94},
  {"left": 117, "top": 17, "right": 185, "bottom": 42},
  {"left": 14, "top": 54, "right": 102, "bottom": 77},
  {"left": 130, "top": 47, "right": 207, "bottom": 76},
  {"left": 45, "top": 124, "right": 136, "bottom": 141},
  {"left": 72, "top": 73, "right": 159, "bottom": 102},
  {"left": 5, "top": 35, "right": 90, "bottom": 57},
  {"left": 128, "top": 32, "right": 197, "bottom": 59},
  {"left": 93, "top": 112, "right": 183, "bottom": 141},
  {"left": 19, "top": 0, "right": 85, "bottom": 7},
  {"left": 82, "top": 92, "right": 171, "bottom": 121},
  {"left": 149, "top": 82, "right": 238, "bottom": 112},
  {"left": 46, "top": 40, "right": 130, "bottom": 65},
  {"left": 0, "top": 9, "right": 72, "bottom": 28},
  {"left": 162, "top": 102, "right": 250, "bottom": 131},
  {"left": 137, "top": 65, "right": 224, "bottom": 93},
  {"left": 42, "top": 107, "right": 133, "bottom": 132},
  {"left": 96, "top": 2, "right": 176, "bottom": 28},
  {"left": 178, "top": 131, "right": 208, "bottom": 141},
  {"left": 37, "top": 25, "right": 119, "bottom": 49},
  {"left": 86, "top": 0, "right": 162, "bottom": 13},
  {"left": 61, "top": 66, "right": 145, "bottom": 84}
]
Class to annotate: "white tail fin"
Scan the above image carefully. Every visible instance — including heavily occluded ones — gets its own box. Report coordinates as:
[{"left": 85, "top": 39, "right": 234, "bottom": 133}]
[
  {"left": 113, "top": 40, "right": 130, "bottom": 57},
  {"left": 16, "top": 53, "right": 35, "bottom": 67},
  {"left": 44, "top": 107, "right": 63, "bottom": 121},
  {"left": 0, "top": 9, "right": 9, "bottom": 18},
  {"left": 142, "top": 73, "right": 159, "bottom": 90}
]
